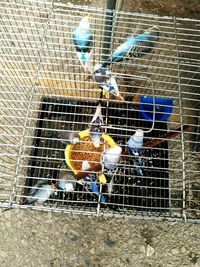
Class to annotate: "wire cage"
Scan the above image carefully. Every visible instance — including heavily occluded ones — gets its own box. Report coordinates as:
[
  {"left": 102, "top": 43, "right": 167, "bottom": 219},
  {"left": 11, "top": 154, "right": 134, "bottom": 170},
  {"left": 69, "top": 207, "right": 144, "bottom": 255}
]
[{"left": 0, "top": 0, "right": 200, "bottom": 222}]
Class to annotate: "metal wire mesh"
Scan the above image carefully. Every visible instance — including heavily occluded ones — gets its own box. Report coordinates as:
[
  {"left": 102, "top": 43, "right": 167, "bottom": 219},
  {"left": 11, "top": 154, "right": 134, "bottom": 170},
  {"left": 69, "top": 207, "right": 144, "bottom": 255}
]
[{"left": 0, "top": 0, "right": 200, "bottom": 222}]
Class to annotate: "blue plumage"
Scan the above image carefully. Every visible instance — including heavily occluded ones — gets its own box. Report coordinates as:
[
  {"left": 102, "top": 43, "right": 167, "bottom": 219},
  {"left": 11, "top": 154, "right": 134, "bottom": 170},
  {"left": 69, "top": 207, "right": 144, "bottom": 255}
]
[
  {"left": 127, "top": 129, "right": 144, "bottom": 182},
  {"left": 83, "top": 174, "right": 107, "bottom": 203},
  {"left": 72, "top": 27, "right": 92, "bottom": 53},
  {"left": 72, "top": 16, "right": 93, "bottom": 68},
  {"left": 103, "top": 26, "right": 159, "bottom": 67},
  {"left": 111, "top": 36, "right": 138, "bottom": 63}
]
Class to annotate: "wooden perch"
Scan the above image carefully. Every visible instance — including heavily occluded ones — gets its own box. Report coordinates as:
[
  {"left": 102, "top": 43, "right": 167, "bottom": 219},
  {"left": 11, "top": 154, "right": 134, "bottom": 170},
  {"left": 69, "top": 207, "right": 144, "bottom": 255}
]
[{"left": 144, "top": 124, "right": 191, "bottom": 148}]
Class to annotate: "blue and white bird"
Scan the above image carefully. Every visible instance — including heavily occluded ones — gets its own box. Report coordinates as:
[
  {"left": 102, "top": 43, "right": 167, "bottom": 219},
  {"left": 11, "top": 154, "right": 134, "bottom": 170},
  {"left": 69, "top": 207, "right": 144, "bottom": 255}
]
[
  {"left": 101, "top": 145, "right": 122, "bottom": 196},
  {"left": 72, "top": 16, "right": 93, "bottom": 70},
  {"left": 89, "top": 104, "right": 103, "bottom": 148},
  {"left": 83, "top": 174, "right": 107, "bottom": 203},
  {"left": 20, "top": 180, "right": 55, "bottom": 205},
  {"left": 82, "top": 161, "right": 106, "bottom": 203},
  {"left": 127, "top": 129, "right": 144, "bottom": 179},
  {"left": 102, "top": 26, "right": 160, "bottom": 67},
  {"left": 93, "top": 64, "right": 123, "bottom": 100}
]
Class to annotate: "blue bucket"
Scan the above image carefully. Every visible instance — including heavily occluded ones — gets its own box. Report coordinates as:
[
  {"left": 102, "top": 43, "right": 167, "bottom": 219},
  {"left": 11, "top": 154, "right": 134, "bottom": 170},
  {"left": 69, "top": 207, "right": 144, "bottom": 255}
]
[{"left": 140, "top": 96, "right": 173, "bottom": 122}]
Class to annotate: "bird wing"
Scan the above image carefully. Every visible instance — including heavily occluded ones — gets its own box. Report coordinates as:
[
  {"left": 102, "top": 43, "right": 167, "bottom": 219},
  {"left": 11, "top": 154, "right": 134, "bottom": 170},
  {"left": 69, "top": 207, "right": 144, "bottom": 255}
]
[
  {"left": 111, "top": 37, "right": 137, "bottom": 63},
  {"left": 128, "top": 33, "right": 158, "bottom": 58},
  {"left": 72, "top": 29, "right": 93, "bottom": 52},
  {"left": 128, "top": 40, "right": 153, "bottom": 58},
  {"left": 29, "top": 180, "right": 46, "bottom": 196}
]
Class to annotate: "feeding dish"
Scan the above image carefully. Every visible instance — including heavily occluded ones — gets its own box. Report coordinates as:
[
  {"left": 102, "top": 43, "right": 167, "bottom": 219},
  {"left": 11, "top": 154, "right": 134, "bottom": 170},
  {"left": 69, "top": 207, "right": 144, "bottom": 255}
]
[
  {"left": 140, "top": 96, "right": 173, "bottom": 122},
  {"left": 65, "top": 129, "right": 117, "bottom": 175}
]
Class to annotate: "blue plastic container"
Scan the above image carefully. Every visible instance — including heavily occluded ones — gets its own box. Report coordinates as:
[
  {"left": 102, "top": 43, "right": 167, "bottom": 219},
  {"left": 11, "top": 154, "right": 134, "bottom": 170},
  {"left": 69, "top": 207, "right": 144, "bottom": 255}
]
[{"left": 140, "top": 96, "right": 173, "bottom": 122}]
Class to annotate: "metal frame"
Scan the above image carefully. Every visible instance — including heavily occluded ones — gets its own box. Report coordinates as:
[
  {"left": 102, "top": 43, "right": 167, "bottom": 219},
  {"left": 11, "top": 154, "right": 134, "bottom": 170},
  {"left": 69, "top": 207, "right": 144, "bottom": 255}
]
[{"left": 0, "top": 0, "right": 200, "bottom": 222}]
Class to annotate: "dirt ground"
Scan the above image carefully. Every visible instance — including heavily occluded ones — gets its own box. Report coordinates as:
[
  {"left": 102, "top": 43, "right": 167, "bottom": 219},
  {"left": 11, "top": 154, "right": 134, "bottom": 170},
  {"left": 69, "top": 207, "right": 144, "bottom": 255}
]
[
  {"left": 0, "top": 1, "right": 200, "bottom": 267},
  {"left": 59, "top": 0, "right": 200, "bottom": 18},
  {"left": 1, "top": 208, "right": 200, "bottom": 267}
]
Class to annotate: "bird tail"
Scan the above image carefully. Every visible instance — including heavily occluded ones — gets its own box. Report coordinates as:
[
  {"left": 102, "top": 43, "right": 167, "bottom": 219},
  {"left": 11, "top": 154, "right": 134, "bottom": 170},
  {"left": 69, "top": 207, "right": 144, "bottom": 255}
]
[
  {"left": 91, "top": 104, "right": 103, "bottom": 123},
  {"left": 107, "top": 177, "right": 114, "bottom": 197},
  {"left": 76, "top": 51, "right": 93, "bottom": 71}
]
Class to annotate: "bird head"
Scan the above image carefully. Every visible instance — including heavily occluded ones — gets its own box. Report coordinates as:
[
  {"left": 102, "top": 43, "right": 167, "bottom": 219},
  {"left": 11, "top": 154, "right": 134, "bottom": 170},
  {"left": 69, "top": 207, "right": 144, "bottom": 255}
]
[
  {"left": 127, "top": 129, "right": 144, "bottom": 151},
  {"left": 72, "top": 137, "right": 80, "bottom": 144},
  {"left": 93, "top": 63, "right": 103, "bottom": 73},
  {"left": 19, "top": 196, "right": 28, "bottom": 205},
  {"left": 58, "top": 181, "right": 74, "bottom": 192},
  {"left": 72, "top": 133, "right": 80, "bottom": 144},
  {"left": 91, "top": 134, "right": 101, "bottom": 148},
  {"left": 146, "top": 26, "right": 160, "bottom": 38},
  {"left": 135, "top": 129, "right": 144, "bottom": 138},
  {"left": 58, "top": 181, "right": 66, "bottom": 190},
  {"left": 131, "top": 129, "right": 144, "bottom": 144},
  {"left": 79, "top": 16, "right": 90, "bottom": 29}
]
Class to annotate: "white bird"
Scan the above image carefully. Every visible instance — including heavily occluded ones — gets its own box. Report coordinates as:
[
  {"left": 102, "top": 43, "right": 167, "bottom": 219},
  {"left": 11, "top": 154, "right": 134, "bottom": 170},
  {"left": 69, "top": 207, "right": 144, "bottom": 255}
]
[
  {"left": 101, "top": 145, "right": 122, "bottom": 171},
  {"left": 101, "top": 145, "right": 122, "bottom": 196}
]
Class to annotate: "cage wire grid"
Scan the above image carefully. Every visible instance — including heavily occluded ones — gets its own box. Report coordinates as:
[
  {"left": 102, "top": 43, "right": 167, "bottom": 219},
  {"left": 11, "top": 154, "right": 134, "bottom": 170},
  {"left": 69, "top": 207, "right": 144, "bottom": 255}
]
[{"left": 0, "top": 0, "right": 200, "bottom": 222}]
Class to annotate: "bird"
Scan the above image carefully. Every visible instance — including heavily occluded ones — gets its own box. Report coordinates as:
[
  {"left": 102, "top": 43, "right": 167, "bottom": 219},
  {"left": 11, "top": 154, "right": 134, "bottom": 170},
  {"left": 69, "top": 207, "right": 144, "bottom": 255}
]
[
  {"left": 102, "top": 26, "right": 160, "bottom": 67},
  {"left": 127, "top": 129, "right": 144, "bottom": 183},
  {"left": 83, "top": 174, "right": 107, "bottom": 203},
  {"left": 53, "top": 131, "right": 80, "bottom": 145},
  {"left": 127, "top": 129, "right": 144, "bottom": 156},
  {"left": 56, "top": 170, "right": 77, "bottom": 193},
  {"left": 93, "top": 63, "right": 123, "bottom": 100},
  {"left": 81, "top": 161, "right": 106, "bottom": 203},
  {"left": 20, "top": 180, "right": 55, "bottom": 205},
  {"left": 101, "top": 145, "right": 122, "bottom": 196},
  {"left": 101, "top": 145, "right": 122, "bottom": 172},
  {"left": 89, "top": 104, "right": 103, "bottom": 148},
  {"left": 72, "top": 16, "right": 93, "bottom": 70}
]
